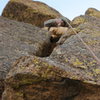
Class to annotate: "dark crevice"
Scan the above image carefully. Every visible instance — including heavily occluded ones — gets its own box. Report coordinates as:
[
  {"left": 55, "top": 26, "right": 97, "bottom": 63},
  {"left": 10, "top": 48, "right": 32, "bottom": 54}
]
[
  {"left": 50, "top": 36, "right": 61, "bottom": 43},
  {"left": 40, "top": 36, "right": 61, "bottom": 57},
  {"left": 0, "top": 80, "right": 4, "bottom": 100}
]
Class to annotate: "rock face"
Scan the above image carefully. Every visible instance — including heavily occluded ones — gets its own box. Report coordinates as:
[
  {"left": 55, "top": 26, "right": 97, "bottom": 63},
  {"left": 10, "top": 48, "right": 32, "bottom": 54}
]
[
  {"left": 1, "top": 8, "right": 100, "bottom": 100},
  {"left": 2, "top": 56, "right": 82, "bottom": 100},
  {"left": 71, "top": 8, "right": 100, "bottom": 27},
  {"left": 48, "top": 10, "right": 100, "bottom": 100},
  {"left": 71, "top": 15, "right": 87, "bottom": 27},
  {"left": 2, "top": 56, "right": 100, "bottom": 100},
  {"left": 0, "top": 16, "right": 51, "bottom": 97},
  {"left": 51, "top": 15, "right": 100, "bottom": 85},
  {"left": 85, "top": 8, "right": 100, "bottom": 18},
  {"left": 2, "top": 0, "right": 63, "bottom": 27}
]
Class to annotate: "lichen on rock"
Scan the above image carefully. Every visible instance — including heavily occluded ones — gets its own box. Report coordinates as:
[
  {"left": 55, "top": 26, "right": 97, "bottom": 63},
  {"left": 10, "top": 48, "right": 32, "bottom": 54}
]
[
  {"left": 1, "top": 6, "right": 100, "bottom": 100},
  {"left": 85, "top": 8, "right": 100, "bottom": 18},
  {"left": 2, "top": 0, "right": 63, "bottom": 27}
]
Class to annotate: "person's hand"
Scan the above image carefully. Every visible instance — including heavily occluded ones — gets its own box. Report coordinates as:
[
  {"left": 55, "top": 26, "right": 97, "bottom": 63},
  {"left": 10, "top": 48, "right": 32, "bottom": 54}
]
[{"left": 58, "top": 22, "right": 61, "bottom": 26}]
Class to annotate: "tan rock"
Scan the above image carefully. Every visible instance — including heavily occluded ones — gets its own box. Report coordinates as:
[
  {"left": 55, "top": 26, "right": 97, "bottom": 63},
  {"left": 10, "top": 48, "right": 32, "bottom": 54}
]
[
  {"left": 2, "top": 56, "right": 81, "bottom": 100},
  {"left": 2, "top": 0, "right": 62, "bottom": 27},
  {"left": 85, "top": 8, "right": 100, "bottom": 18},
  {"left": 2, "top": 55, "right": 100, "bottom": 100},
  {"left": 71, "top": 15, "right": 87, "bottom": 27}
]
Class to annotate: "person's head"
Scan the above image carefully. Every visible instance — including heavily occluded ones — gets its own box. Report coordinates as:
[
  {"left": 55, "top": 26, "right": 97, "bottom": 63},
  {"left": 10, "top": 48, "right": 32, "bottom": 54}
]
[
  {"left": 56, "top": 19, "right": 65, "bottom": 27},
  {"left": 60, "top": 17, "right": 71, "bottom": 27}
]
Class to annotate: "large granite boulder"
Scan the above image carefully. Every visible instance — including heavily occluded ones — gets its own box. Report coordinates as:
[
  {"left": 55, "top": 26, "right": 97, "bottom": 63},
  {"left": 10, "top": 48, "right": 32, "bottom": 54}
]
[
  {"left": 0, "top": 16, "right": 51, "bottom": 97},
  {"left": 2, "top": 0, "right": 63, "bottom": 27},
  {"left": 48, "top": 10, "right": 100, "bottom": 100},
  {"left": 50, "top": 13, "right": 100, "bottom": 86},
  {"left": 2, "top": 52, "right": 100, "bottom": 100},
  {"left": 2, "top": 55, "right": 82, "bottom": 100},
  {"left": 1, "top": 8, "right": 100, "bottom": 100}
]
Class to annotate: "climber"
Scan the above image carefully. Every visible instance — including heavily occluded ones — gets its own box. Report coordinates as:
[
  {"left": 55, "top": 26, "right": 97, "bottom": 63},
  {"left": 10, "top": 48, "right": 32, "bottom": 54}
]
[
  {"left": 43, "top": 17, "right": 70, "bottom": 42},
  {"left": 44, "top": 17, "right": 70, "bottom": 30}
]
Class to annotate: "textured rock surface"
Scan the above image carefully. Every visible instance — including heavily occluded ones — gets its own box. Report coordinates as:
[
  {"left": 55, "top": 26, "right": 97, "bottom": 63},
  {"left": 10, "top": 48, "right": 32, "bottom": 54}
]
[
  {"left": 60, "top": 14, "right": 100, "bottom": 44},
  {"left": 2, "top": 0, "right": 63, "bottom": 27},
  {"left": 50, "top": 15, "right": 100, "bottom": 85},
  {"left": 2, "top": 56, "right": 100, "bottom": 100},
  {"left": 0, "top": 16, "right": 51, "bottom": 97},
  {"left": 71, "top": 8, "right": 100, "bottom": 27},
  {"left": 2, "top": 56, "right": 81, "bottom": 100},
  {"left": 85, "top": 8, "right": 100, "bottom": 18},
  {"left": 1, "top": 8, "right": 100, "bottom": 100},
  {"left": 71, "top": 15, "right": 87, "bottom": 27}
]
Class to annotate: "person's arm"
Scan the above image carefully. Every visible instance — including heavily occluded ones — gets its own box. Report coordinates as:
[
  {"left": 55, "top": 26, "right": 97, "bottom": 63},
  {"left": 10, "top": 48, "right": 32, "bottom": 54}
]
[{"left": 44, "top": 19, "right": 56, "bottom": 27}]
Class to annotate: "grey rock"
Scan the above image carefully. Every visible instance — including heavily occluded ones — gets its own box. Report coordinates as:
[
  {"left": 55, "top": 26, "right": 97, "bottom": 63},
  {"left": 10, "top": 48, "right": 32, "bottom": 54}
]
[
  {"left": 2, "top": 55, "right": 81, "bottom": 100},
  {"left": 1, "top": 8, "right": 100, "bottom": 100},
  {"left": 50, "top": 15, "right": 100, "bottom": 85},
  {"left": 85, "top": 8, "right": 100, "bottom": 18},
  {"left": 0, "top": 16, "right": 51, "bottom": 97}
]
